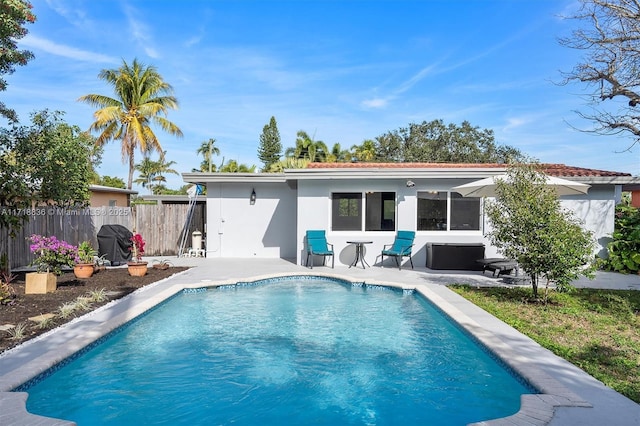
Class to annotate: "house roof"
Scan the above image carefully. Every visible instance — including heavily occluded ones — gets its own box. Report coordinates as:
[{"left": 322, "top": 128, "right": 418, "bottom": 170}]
[
  {"left": 89, "top": 185, "right": 138, "bottom": 195},
  {"left": 306, "top": 162, "right": 631, "bottom": 177},
  {"left": 182, "top": 162, "right": 640, "bottom": 186}
]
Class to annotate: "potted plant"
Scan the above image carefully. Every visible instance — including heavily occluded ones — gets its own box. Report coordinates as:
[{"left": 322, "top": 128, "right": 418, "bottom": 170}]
[
  {"left": 74, "top": 241, "right": 97, "bottom": 279},
  {"left": 27, "top": 234, "right": 77, "bottom": 293},
  {"left": 152, "top": 258, "right": 173, "bottom": 270},
  {"left": 127, "top": 233, "right": 148, "bottom": 276}
]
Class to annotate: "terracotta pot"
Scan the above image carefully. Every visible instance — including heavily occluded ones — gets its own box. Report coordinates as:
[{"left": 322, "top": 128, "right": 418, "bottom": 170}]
[
  {"left": 25, "top": 272, "right": 57, "bottom": 294},
  {"left": 127, "top": 261, "right": 148, "bottom": 277},
  {"left": 74, "top": 263, "right": 95, "bottom": 279}
]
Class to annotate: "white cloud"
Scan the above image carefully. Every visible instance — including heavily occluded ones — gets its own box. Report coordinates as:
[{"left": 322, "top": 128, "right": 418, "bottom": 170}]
[
  {"left": 21, "top": 34, "right": 118, "bottom": 63},
  {"left": 361, "top": 98, "right": 388, "bottom": 108},
  {"left": 502, "top": 117, "right": 530, "bottom": 132},
  {"left": 44, "top": 0, "right": 91, "bottom": 27},
  {"left": 123, "top": 4, "right": 160, "bottom": 59},
  {"left": 395, "top": 64, "right": 438, "bottom": 95}
]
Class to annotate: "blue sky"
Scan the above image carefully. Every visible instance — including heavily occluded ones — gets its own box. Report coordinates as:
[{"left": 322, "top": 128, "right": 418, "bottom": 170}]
[{"left": 5, "top": 0, "right": 640, "bottom": 192}]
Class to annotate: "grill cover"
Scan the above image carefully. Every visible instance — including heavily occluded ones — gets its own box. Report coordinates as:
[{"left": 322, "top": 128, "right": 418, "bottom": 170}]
[{"left": 97, "top": 225, "right": 133, "bottom": 266}]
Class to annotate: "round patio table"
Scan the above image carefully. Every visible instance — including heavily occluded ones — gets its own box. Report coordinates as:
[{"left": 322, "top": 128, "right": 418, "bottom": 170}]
[{"left": 347, "top": 240, "right": 373, "bottom": 269}]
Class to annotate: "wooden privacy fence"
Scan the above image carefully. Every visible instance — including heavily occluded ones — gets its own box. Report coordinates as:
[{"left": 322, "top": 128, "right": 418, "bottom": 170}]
[
  {"left": 0, "top": 204, "right": 205, "bottom": 269},
  {"left": 135, "top": 204, "right": 204, "bottom": 257}
]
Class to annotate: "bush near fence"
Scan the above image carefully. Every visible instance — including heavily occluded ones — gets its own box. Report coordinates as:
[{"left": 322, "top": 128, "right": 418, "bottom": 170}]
[{"left": 0, "top": 204, "right": 204, "bottom": 268}]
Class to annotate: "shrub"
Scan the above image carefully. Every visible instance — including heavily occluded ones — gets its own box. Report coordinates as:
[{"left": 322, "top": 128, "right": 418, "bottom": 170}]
[
  {"left": 602, "top": 204, "right": 640, "bottom": 273},
  {"left": 29, "top": 234, "right": 76, "bottom": 275}
]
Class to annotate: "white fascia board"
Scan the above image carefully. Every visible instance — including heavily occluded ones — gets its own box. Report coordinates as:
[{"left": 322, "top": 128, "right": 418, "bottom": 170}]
[{"left": 182, "top": 172, "right": 287, "bottom": 184}]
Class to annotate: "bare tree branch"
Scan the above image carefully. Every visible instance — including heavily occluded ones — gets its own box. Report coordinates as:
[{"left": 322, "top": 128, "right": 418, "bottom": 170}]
[{"left": 560, "top": 0, "right": 640, "bottom": 147}]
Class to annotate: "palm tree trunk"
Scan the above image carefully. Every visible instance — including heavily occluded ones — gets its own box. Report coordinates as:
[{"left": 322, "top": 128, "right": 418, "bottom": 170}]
[{"left": 128, "top": 153, "right": 135, "bottom": 190}]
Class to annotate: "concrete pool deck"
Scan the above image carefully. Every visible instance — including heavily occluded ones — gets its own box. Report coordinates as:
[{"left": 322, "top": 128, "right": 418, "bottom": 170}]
[{"left": 1, "top": 258, "right": 639, "bottom": 425}]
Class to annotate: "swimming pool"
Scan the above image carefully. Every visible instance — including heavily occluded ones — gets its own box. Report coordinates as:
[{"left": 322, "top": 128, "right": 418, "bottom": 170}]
[{"left": 17, "top": 276, "right": 535, "bottom": 425}]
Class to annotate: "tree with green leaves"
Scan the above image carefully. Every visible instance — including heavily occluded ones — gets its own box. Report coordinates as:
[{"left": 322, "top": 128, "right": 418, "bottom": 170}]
[
  {"left": 0, "top": 0, "right": 36, "bottom": 123},
  {"left": 150, "top": 154, "right": 178, "bottom": 194},
  {"left": 285, "top": 130, "right": 329, "bottom": 162},
  {"left": 219, "top": 159, "right": 256, "bottom": 173},
  {"left": 153, "top": 184, "right": 189, "bottom": 195},
  {"left": 32, "top": 112, "right": 95, "bottom": 205},
  {"left": 484, "top": 163, "right": 596, "bottom": 299},
  {"left": 601, "top": 202, "right": 640, "bottom": 273},
  {"left": 133, "top": 151, "right": 178, "bottom": 194},
  {"left": 196, "top": 138, "right": 220, "bottom": 172},
  {"left": 0, "top": 108, "right": 93, "bottom": 273},
  {"left": 351, "top": 139, "right": 377, "bottom": 162},
  {"left": 86, "top": 142, "right": 105, "bottom": 184},
  {"left": 559, "top": 0, "right": 640, "bottom": 150},
  {"left": 133, "top": 156, "right": 160, "bottom": 194},
  {"left": 96, "top": 175, "right": 126, "bottom": 189},
  {"left": 258, "top": 116, "right": 282, "bottom": 171},
  {"left": 78, "top": 58, "right": 183, "bottom": 189},
  {"left": 327, "top": 143, "right": 351, "bottom": 162},
  {"left": 374, "top": 119, "right": 523, "bottom": 163},
  {"left": 266, "top": 157, "right": 310, "bottom": 172}
]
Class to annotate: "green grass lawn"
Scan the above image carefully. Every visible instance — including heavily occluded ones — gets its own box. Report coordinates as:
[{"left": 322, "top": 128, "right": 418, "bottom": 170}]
[{"left": 449, "top": 285, "right": 640, "bottom": 403}]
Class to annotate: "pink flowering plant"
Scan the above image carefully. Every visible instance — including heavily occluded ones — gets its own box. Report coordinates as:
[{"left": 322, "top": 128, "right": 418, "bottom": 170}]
[
  {"left": 29, "top": 234, "right": 77, "bottom": 275},
  {"left": 130, "top": 233, "right": 146, "bottom": 262}
]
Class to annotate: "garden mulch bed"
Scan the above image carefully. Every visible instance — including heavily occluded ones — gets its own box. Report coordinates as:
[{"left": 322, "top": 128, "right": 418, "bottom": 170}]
[{"left": 0, "top": 266, "right": 188, "bottom": 354}]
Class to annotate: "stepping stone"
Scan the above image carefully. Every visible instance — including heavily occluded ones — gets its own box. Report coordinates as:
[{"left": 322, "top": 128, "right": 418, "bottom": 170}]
[
  {"left": 0, "top": 324, "right": 15, "bottom": 331},
  {"left": 28, "top": 313, "right": 56, "bottom": 323}
]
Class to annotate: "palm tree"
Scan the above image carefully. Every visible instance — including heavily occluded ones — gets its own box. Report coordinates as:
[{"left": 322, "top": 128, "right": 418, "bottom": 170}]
[
  {"left": 328, "top": 143, "right": 352, "bottom": 162},
  {"left": 285, "top": 130, "right": 329, "bottom": 162},
  {"left": 78, "top": 58, "right": 183, "bottom": 189},
  {"left": 351, "top": 139, "right": 377, "bottom": 162},
  {"left": 133, "top": 156, "right": 158, "bottom": 193},
  {"left": 196, "top": 138, "right": 220, "bottom": 172},
  {"left": 133, "top": 151, "right": 178, "bottom": 194},
  {"left": 219, "top": 159, "right": 256, "bottom": 173},
  {"left": 151, "top": 152, "right": 179, "bottom": 193},
  {"left": 267, "top": 157, "right": 310, "bottom": 172}
]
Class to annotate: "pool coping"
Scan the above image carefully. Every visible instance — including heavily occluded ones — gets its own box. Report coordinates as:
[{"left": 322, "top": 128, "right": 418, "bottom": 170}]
[{"left": 0, "top": 269, "right": 632, "bottom": 425}]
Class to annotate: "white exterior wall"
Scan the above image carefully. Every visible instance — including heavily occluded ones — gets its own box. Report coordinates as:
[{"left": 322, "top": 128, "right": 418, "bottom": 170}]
[
  {"left": 296, "top": 179, "right": 618, "bottom": 267},
  {"left": 296, "top": 178, "right": 487, "bottom": 268},
  {"left": 202, "top": 177, "right": 618, "bottom": 265},
  {"left": 205, "top": 182, "right": 297, "bottom": 259},
  {"left": 560, "top": 185, "right": 617, "bottom": 258},
  {"left": 479, "top": 185, "right": 617, "bottom": 259}
]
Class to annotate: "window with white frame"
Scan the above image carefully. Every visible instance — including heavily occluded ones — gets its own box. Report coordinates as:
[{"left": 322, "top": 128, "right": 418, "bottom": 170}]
[
  {"left": 417, "top": 191, "right": 480, "bottom": 231},
  {"left": 332, "top": 192, "right": 396, "bottom": 231}
]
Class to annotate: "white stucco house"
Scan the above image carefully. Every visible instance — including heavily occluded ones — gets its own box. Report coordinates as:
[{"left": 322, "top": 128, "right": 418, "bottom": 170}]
[{"left": 182, "top": 162, "right": 640, "bottom": 269}]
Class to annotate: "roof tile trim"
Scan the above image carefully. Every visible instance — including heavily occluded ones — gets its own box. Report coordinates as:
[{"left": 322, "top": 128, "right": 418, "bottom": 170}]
[{"left": 305, "top": 162, "right": 631, "bottom": 177}]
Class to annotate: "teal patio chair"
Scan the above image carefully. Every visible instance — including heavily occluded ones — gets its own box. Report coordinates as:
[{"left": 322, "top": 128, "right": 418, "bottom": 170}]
[
  {"left": 381, "top": 230, "right": 415, "bottom": 270},
  {"left": 305, "top": 230, "right": 334, "bottom": 269}
]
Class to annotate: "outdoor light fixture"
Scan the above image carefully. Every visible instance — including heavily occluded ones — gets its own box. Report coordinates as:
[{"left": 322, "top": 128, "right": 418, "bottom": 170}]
[
  {"left": 406, "top": 180, "right": 415, "bottom": 188},
  {"left": 250, "top": 189, "right": 257, "bottom": 205}
]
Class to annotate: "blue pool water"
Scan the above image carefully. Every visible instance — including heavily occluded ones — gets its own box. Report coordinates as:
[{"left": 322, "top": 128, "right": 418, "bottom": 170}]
[{"left": 21, "top": 277, "right": 534, "bottom": 425}]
